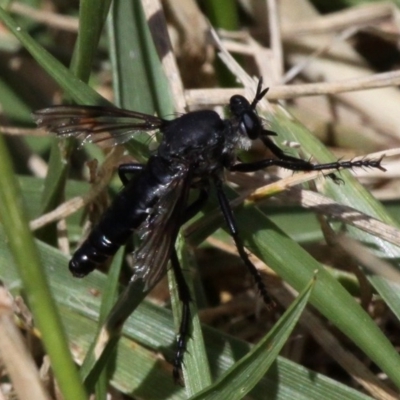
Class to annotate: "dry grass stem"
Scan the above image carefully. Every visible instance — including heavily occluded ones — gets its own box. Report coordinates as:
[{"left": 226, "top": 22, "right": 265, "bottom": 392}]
[
  {"left": 242, "top": 181, "right": 400, "bottom": 249},
  {"left": 10, "top": 2, "right": 79, "bottom": 32},
  {"left": 0, "top": 126, "right": 47, "bottom": 137},
  {"left": 267, "top": 0, "right": 284, "bottom": 80},
  {"left": 282, "top": 2, "right": 399, "bottom": 37},
  {"left": 142, "top": 0, "right": 186, "bottom": 113},
  {"left": 290, "top": 188, "right": 400, "bottom": 247},
  {"left": 186, "top": 70, "right": 400, "bottom": 106},
  {"left": 30, "top": 147, "right": 124, "bottom": 231},
  {"left": 336, "top": 235, "right": 400, "bottom": 284},
  {"left": 0, "top": 287, "right": 51, "bottom": 400}
]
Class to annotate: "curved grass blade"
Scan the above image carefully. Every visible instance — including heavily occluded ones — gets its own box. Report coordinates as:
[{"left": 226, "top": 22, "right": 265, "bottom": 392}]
[{"left": 189, "top": 274, "right": 315, "bottom": 400}]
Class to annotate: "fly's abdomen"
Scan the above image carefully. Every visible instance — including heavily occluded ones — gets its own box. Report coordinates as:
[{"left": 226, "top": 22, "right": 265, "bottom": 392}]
[
  {"left": 69, "top": 156, "right": 176, "bottom": 277},
  {"left": 69, "top": 186, "right": 151, "bottom": 277},
  {"left": 69, "top": 228, "right": 128, "bottom": 277}
]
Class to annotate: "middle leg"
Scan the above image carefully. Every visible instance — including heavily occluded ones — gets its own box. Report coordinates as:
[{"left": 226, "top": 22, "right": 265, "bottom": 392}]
[{"left": 213, "top": 178, "right": 273, "bottom": 308}]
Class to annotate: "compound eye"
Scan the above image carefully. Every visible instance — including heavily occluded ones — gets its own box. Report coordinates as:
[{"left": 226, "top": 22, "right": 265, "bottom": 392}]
[{"left": 241, "top": 112, "right": 259, "bottom": 139}]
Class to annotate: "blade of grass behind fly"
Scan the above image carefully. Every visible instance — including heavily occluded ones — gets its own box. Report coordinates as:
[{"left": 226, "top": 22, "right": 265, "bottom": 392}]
[
  {"left": 108, "top": 0, "right": 156, "bottom": 114},
  {"left": 107, "top": 0, "right": 153, "bottom": 162},
  {"left": 107, "top": 0, "right": 173, "bottom": 162},
  {"left": 108, "top": 0, "right": 172, "bottom": 115}
]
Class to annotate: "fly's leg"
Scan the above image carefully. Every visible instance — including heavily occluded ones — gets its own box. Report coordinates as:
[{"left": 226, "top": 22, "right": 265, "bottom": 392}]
[
  {"left": 169, "top": 190, "right": 209, "bottom": 383},
  {"left": 117, "top": 163, "right": 145, "bottom": 185},
  {"left": 170, "top": 249, "right": 192, "bottom": 384},
  {"left": 260, "top": 135, "right": 316, "bottom": 166},
  {"left": 258, "top": 133, "right": 351, "bottom": 183},
  {"left": 230, "top": 156, "right": 385, "bottom": 173},
  {"left": 214, "top": 178, "right": 273, "bottom": 308},
  {"left": 258, "top": 135, "right": 349, "bottom": 182}
]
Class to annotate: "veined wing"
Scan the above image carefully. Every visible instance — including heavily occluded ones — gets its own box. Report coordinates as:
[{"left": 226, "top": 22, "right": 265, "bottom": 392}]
[
  {"left": 132, "top": 165, "right": 191, "bottom": 290},
  {"left": 32, "top": 105, "right": 164, "bottom": 147}
]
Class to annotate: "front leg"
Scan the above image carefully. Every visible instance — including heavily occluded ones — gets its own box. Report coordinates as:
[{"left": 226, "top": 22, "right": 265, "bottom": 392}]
[
  {"left": 260, "top": 135, "right": 313, "bottom": 168},
  {"left": 230, "top": 156, "right": 385, "bottom": 173}
]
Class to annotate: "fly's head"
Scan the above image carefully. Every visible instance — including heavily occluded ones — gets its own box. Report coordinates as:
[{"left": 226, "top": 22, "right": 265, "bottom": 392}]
[{"left": 229, "top": 78, "right": 270, "bottom": 149}]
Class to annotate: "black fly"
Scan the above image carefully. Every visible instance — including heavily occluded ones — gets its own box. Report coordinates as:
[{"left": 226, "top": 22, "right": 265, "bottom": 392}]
[{"left": 32, "top": 78, "right": 385, "bottom": 382}]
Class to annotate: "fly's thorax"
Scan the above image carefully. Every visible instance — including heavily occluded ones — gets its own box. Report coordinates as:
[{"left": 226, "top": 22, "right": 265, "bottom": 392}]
[{"left": 158, "top": 109, "right": 231, "bottom": 170}]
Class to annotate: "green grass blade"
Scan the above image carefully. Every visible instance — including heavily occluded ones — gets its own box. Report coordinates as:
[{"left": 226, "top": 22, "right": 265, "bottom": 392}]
[
  {"left": 0, "top": 76, "right": 32, "bottom": 124},
  {"left": 107, "top": 0, "right": 173, "bottom": 118},
  {"left": 203, "top": 0, "right": 238, "bottom": 30},
  {"left": 189, "top": 276, "right": 315, "bottom": 400},
  {"left": 79, "top": 278, "right": 148, "bottom": 388},
  {"left": 70, "top": 0, "right": 112, "bottom": 82},
  {"left": 0, "top": 7, "right": 110, "bottom": 106},
  {"left": 0, "top": 138, "right": 87, "bottom": 400},
  {"left": 93, "top": 249, "right": 124, "bottom": 400}
]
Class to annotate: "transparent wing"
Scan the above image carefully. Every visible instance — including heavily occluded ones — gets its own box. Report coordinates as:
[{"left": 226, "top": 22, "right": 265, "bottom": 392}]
[
  {"left": 32, "top": 105, "right": 164, "bottom": 147},
  {"left": 132, "top": 166, "right": 190, "bottom": 290}
]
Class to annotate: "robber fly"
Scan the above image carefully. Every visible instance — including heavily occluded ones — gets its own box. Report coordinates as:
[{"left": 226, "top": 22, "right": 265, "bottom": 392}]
[{"left": 32, "top": 78, "right": 384, "bottom": 381}]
